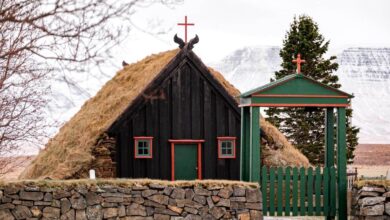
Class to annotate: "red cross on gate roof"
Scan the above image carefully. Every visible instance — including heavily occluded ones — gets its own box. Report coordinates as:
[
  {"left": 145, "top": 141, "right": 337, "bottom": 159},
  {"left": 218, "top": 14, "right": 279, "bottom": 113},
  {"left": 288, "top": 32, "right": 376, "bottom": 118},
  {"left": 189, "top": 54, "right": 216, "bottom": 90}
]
[
  {"left": 177, "top": 15, "right": 194, "bottom": 43},
  {"left": 292, "top": 53, "right": 306, "bottom": 74}
]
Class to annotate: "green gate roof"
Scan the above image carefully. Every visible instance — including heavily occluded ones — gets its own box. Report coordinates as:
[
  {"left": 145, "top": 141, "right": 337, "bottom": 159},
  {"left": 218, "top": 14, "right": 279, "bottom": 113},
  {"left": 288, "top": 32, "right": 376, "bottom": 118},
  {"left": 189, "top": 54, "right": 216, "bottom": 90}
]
[{"left": 239, "top": 73, "right": 353, "bottom": 107}]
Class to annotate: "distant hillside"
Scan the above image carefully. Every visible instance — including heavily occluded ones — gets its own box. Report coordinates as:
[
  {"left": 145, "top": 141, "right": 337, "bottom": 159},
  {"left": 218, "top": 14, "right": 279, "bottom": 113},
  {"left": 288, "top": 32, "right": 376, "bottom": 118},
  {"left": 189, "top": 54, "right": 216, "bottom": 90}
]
[{"left": 353, "top": 144, "right": 390, "bottom": 166}]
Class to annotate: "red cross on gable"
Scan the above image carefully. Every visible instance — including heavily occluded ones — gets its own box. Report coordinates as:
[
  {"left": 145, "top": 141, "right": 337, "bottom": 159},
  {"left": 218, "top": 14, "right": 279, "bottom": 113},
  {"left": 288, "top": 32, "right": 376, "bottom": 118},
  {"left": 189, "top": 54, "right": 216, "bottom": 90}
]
[
  {"left": 292, "top": 53, "right": 306, "bottom": 74},
  {"left": 177, "top": 16, "right": 194, "bottom": 43}
]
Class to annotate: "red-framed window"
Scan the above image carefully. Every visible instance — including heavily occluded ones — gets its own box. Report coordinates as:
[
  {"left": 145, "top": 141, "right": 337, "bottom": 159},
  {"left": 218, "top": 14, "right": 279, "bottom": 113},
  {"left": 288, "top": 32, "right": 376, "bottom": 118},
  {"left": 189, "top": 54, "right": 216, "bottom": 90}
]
[
  {"left": 134, "top": 137, "right": 153, "bottom": 159},
  {"left": 217, "top": 137, "right": 236, "bottom": 159}
]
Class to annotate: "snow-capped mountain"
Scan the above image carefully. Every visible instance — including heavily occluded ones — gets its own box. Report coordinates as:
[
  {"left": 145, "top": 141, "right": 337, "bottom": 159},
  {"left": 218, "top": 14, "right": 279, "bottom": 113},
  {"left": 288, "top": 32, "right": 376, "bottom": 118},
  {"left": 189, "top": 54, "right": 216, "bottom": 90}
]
[
  {"left": 212, "top": 46, "right": 281, "bottom": 92},
  {"left": 210, "top": 47, "right": 390, "bottom": 144}
]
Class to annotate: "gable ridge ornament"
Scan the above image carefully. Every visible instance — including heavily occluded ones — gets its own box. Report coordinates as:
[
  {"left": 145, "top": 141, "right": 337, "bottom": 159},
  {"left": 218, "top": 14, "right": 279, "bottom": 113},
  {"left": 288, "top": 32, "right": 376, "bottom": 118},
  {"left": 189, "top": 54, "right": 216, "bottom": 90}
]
[
  {"left": 173, "top": 34, "right": 199, "bottom": 50},
  {"left": 292, "top": 53, "right": 306, "bottom": 74}
]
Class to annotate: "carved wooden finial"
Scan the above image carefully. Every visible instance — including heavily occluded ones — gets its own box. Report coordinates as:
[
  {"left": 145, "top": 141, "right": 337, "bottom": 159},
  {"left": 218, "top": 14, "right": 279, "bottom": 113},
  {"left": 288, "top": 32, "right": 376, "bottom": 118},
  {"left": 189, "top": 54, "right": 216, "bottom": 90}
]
[
  {"left": 187, "top": 35, "right": 199, "bottom": 50},
  {"left": 173, "top": 34, "right": 185, "bottom": 49}
]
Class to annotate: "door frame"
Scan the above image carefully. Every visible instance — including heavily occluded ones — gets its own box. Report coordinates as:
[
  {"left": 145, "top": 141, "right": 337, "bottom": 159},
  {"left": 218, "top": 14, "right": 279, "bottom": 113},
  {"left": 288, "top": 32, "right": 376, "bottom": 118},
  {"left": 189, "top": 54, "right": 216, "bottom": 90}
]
[{"left": 169, "top": 139, "right": 204, "bottom": 181}]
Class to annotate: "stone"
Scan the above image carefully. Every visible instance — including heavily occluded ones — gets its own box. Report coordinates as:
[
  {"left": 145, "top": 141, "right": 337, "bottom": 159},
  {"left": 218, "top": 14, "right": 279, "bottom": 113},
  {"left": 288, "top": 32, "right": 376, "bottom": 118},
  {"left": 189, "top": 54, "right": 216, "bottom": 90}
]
[
  {"left": 34, "top": 201, "right": 51, "bottom": 206},
  {"left": 245, "top": 202, "right": 262, "bottom": 210},
  {"left": 360, "top": 191, "right": 380, "bottom": 197},
  {"left": 168, "top": 205, "right": 183, "bottom": 214},
  {"left": 52, "top": 199, "right": 61, "bottom": 208},
  {"left": 118, "top": 205, "right": 126, "bottom": 217},
  {"left": 2, "top": 197, "right": 12, "bottom": 203},
  {"left": 231, "top": 197, "right": 246, "bottom": 202},
  {"left": 30, "top": 206, "right": 42, "bottom": 218},
  {"left": 142, "top": 189, "right": 158, "bottom": 197},
  {"left": 193, "top": 195, "right": 206, "bottom": 205},
  {"left": 122, "top": 217, "right": 153, "bottom": 220},
  {"left": 199, "top": 206, "right": 209, "bottom": 217},
  {"left": 154, "top": 207, "right": 179, "bottom": 216},
  {"left": 223, "top": 211, "right": 233, "bottom": 219},
  {"left": 176, "top": 199, "right": 203, "bottom": 209},
  {"left": 361, "top": 186, "right": 386, "bottom": 193},
  {"left": 103, "top": 207, "right": 118, "bottom": 218},
  {"left": 75, "top": 209, "right": 86, "bottom": 220},
  {"left": 163, "top": 187, "right": 173, "bottom": 196},
  {"left": 171, "top": 188, "right": 186, "bottom": 199},
  {"left": 101, "top": 202, "right": 117, "bottom": 207},
  {"left": 246, "top": 189, "right": 261, "bottom": 203},
  {"left": 53, "top": 190, "right": 71, "bottom": 199},
  {"left": 148, "top": 194, "right": 169, "bottom": 205},
  {"left": 185, "top": 189, "right": 195, "bottom": 200},
  {"left": 206, "top": 197, "right": 214, "bottom": 209},
  {"left": 153, "top": 214, "right": 170, "bottom": 220},
  {"left": 143, "top": 200, "right": 165, "bottom": 209},
  {"left": 0, "top": 203, "right": 15, "bottom": 209},
  {"left": 19, "top": 191, "right": 43, "bottom": 201},
  {"left": 127, "top": 203, "right": 147, "bottom": 216},
  {"left": 42, "top": 207, "right": 61, "bottom": 219},
  {"left": 385, "top": 202, "right": 390, "bottom": 215},
  {"left": 383, "top": 191, "right": 390, "bottom": 197},
  {"left": 218, "top": 188, "right": 233, "bottom": 199},
  {"left": 25, "top": 186, "right": 40, "bottom": 192},
  {"left": 0, "top": 209, "right": 15, "bottom": 220},
  {"left": 70, "top": 196, "right": 87, "bottom": 210},
  {"left": 101, "top": 192, "right": 127, "bottom": 197},
  {"left": 209, "top": 206, "right": 226, "bottom": 219},
  {"left": 231, "top": 202, "right": 245, "bottom": 210},
  {"left": 149, "top": 184, "right": 165, "bottom": 189},
  {"left": 211, "top": 196, "right": 220, "bottom": 203},
  {"left": 184, "top": 207, "right": 198, "bottom": 215},
  {"left": 359, "top": 197, "right": 386, "bottom": 206},
  {"left": 183, "top": 214, "right": 202, "bottom": 220},
  {"left": 12, "top": 200, "right": 22, "bottom": 205},
  {"left": 86, "top": 205, "right": 103, "bottom": 220},
  {"left": 60, "top": 209, "right": 75, "bottom": 220},
  {"left": 12, "top": 205, "right": 32, "bottom": 219},
  {"left": 238, "top": 212, "right": 250, "bottom": 220},
  {"left": 132, "top": 197, "right": 145, "bottom": 204},
  {"left": 104, "top": 196, "right": 123, "bottom": 203},
  {"left": 21, "top": 201, "right": 33, "bottom": 207},
  {"left": 146, "top": 206, "right": 154, "bottom": 216},
  {"left": 5, "top": 187, "right": 20, "bottom": 194},
  {"left": 86, "top": 192, "right": 102, "bottom": 205},
  {"left": 216, "top": 198, "right": 230, "bottom": 207},
  {"left": 194, "top": 187, "right": 211, "bottom": 196},
  {"left": 43, "top": 193, "right": 53, "bottom": 202},
  {"left": 61, "top": 198, "right": 71, "bottom": 214},
  {"left": 360, "top": 204, "right": 385, "bottom": 216},
  {"left": 132, "top": 185, "right": 148, "bottom": 191}
]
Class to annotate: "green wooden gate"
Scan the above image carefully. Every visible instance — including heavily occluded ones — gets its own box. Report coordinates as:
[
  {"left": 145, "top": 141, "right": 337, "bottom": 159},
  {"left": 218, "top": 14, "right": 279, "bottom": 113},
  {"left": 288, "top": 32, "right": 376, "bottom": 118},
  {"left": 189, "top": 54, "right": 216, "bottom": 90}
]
[{"left": 260, "top": 166, "right": 337, "bottom": 217}]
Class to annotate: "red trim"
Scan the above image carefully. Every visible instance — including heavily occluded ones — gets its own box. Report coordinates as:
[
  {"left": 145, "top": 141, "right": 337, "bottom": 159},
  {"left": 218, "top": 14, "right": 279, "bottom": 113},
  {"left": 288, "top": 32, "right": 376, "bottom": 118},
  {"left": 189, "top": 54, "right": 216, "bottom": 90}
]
[
  {"left": 239, "top": 103, "right": 350, "bottom": 107},
  {"left": 170, "top": 139, "right": 204, "bottom": 181},
  {"left": 217, "top": 137, "right": 237, "bottom": 159},
  {"left": 168, "top": 139, "right": 205, "bottom": 143},
  {"left": 134, "top": 137, "right": 153, "bottom": 159},
  {"left": 252, "top": 94, "right": 349, "bottom": 98},
  {"left": 171, "top": 142, "right": 175, "bottom": 181},
  {"left": 197, "top": 142, "right": 202, "bottom": 179}
]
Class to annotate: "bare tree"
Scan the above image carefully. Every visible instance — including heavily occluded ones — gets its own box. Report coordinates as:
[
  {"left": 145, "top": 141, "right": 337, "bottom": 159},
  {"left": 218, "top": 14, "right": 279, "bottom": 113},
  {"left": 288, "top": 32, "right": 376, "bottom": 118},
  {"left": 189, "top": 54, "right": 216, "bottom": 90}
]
[{"left": 0, "top": 0, "right": 181, "bottom": 175}]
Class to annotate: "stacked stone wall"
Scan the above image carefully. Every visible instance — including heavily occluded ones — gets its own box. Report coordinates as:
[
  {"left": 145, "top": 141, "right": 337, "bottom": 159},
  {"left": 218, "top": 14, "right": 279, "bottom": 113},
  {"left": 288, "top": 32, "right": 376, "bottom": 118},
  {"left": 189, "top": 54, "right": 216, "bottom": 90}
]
[
  {"left": 0, "top": 180, "right": 262, "bottom": 219},
  {"left": 351, "top": 184, "right": 390, "bottom": 219}
]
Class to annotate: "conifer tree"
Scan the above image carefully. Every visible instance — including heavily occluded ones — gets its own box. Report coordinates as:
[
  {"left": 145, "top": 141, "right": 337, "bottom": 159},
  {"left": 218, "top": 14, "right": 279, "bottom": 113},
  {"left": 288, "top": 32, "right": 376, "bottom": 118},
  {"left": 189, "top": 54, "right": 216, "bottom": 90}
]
[{"left": 265, "top": 15, "right": 359, "bottom": 165}]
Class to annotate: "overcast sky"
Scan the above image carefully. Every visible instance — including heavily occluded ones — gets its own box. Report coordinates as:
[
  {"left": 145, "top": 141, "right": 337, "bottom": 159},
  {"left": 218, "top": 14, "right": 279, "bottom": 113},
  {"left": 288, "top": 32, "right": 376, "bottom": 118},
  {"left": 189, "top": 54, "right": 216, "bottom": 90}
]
[{"left": 117, "top": 0, "right": 390, "bottom": 63}]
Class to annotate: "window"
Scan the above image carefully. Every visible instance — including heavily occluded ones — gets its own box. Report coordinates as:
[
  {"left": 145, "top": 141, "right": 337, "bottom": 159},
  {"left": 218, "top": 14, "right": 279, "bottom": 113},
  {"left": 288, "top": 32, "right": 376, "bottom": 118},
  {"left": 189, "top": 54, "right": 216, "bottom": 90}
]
[
  {"left": 134, "top": 137, "right": 153, "bottom": 159},
  {"left": 217, "top": 137, "right": 236, "bottom": 159}
]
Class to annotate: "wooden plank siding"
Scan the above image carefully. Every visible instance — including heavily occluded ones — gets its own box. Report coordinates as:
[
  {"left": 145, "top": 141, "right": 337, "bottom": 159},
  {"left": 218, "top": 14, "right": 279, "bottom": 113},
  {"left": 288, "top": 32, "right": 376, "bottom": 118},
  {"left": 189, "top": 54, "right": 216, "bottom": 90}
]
[{"left": 111, "top": 57, "right": 241, "bottom": 180}]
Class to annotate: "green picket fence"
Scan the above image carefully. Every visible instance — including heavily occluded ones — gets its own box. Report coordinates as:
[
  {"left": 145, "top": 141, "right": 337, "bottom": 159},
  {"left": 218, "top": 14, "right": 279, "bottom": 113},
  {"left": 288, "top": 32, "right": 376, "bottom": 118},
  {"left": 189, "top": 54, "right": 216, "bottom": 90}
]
[{"left": 261, "top": 166, "right": 336, "bottom": 217}]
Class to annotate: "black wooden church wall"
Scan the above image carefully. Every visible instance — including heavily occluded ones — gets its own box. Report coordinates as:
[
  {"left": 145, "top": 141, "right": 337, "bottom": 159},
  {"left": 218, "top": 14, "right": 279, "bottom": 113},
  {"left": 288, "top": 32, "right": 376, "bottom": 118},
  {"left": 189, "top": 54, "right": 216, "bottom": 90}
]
[{"left": 109, "top": 50, "right": 241, "bottom": 180}]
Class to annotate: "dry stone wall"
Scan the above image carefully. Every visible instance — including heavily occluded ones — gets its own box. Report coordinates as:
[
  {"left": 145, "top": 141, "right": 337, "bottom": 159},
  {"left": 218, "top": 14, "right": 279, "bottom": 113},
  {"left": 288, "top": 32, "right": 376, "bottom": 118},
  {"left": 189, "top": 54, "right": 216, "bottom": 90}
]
[
  {"left": 351, "top": 184, "right": 390, "bottom": 219},
  {"left": 0, "top": 180, "right": 262, "bottom": 219}
]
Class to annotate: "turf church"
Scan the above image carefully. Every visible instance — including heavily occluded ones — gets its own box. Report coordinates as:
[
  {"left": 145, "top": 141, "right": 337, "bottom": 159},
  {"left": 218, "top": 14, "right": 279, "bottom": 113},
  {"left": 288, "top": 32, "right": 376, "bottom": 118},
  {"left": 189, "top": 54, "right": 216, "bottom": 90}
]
[{"left": 108, "top": 35, "right": 241, "bottom": 180}]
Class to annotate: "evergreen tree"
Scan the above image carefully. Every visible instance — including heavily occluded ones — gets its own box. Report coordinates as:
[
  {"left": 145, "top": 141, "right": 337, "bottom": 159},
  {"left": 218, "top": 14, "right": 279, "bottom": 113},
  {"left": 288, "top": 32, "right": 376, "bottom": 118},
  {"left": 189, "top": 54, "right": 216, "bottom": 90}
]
[{"left": 265, "top": 15, "right": 359, "bottom": 165}]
